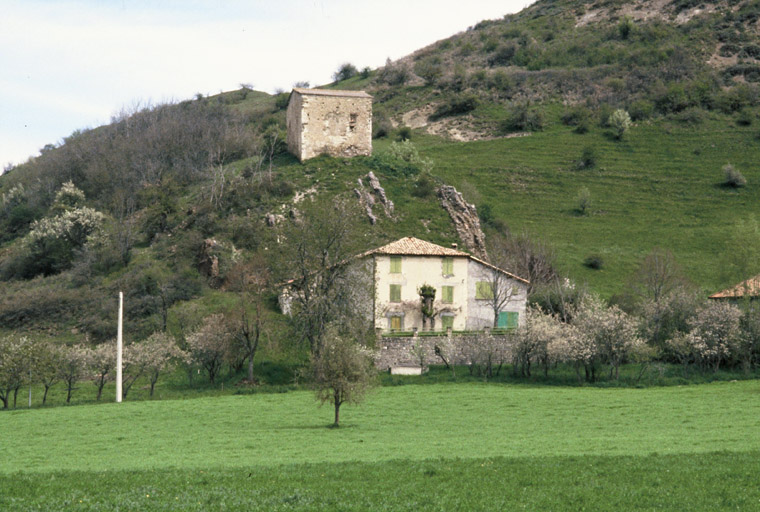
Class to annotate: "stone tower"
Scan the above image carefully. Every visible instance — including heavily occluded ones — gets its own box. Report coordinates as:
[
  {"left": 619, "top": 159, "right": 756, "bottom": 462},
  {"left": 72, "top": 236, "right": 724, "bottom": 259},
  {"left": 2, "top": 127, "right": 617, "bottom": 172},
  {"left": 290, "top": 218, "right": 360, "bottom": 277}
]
[{"left": 286, "top": 88, "right": 372, "bottom": 162}]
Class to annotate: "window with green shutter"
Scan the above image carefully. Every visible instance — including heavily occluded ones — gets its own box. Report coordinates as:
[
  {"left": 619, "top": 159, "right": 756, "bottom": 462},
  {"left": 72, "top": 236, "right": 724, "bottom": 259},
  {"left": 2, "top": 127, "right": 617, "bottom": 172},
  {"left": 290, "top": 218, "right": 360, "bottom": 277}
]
[
  {"left": 390, "top": 256, "right": 402, "bottom": 274},
  {"left": 442, "top": 285, "right": 454, "bottom": 303},
  {"left": 498, "top": 311, "right": 519, "bottom": 329},
  {"left": 475, "top": 281, "right": 493, "bottom": 299},
  {"left": 390, "top": 284, "right": 401, "bottom": 302},
  {"left": 442, "top": 257, "right": 453, "bottom": 276},
  {"left": 390, "top": 316, "right": 402, "bottom": 330},
  {"left": 441, "top": 315, "right": 454, "bottom": 330}
]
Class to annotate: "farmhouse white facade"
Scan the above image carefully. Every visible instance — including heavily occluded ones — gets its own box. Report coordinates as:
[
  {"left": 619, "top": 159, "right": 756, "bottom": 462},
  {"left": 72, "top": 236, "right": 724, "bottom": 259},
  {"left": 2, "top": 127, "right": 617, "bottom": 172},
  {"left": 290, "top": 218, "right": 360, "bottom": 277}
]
[{"left": 364, "top": 237, "right": 528, "bottom": 332}]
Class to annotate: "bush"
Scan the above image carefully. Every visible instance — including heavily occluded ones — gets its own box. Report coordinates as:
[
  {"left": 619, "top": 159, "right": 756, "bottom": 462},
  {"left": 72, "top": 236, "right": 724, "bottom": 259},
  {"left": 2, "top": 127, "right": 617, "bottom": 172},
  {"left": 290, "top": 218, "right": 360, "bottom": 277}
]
[
  {"left": 609, "top": 109, "right": 632, "bottom": 140},
  {"left": 332, "top": 63, "right": 357, "bottom": 82},
  {"left": 377, "top": 58, "right": 411, "bottom": 86},
  {"left": 561, "top": 105, "right": 592, "bottom": 127},
  {"left": 396, "top": 126, "right": 413, "bottom": 141},
  {"left": 367, "top": 141, "right": 433, "bottom": 177},
  {"left": 413, "top": 58, "right": 442, "bottom": 86},
  {"left": 576, "top": 187, "right": 592, "bottom": 215},
  {"left": 575, "top": 146, "right": 597, "bottom": 170},
  {"left": 487, "top": 44, "right": 517, "bottom": 66},
  {"left": 737, "top": 108, "right": 754, "bottom": 126},
  {"left": 722, "top": 164, "right": 747, "bottom": 188},
  {"left": 720, "top": 43, "right": 741, "bottom": 57},
  {"left": 411, "top": 172, "right": 436, "bottom": 198},
  {"left": 430, "top": 93, "right": 479, "bottom": 120},
  {"left": 274, "top": 93, "right": 290, "bottom": 111},
  {"left": 628, "top": 100, "right": 654, "bottom": 121},
  {"left": 584, "top": 254, "right": 604, "bottom": 270},
  {"left": 501, "top": 102, "right": 545, "bottom": 132}
]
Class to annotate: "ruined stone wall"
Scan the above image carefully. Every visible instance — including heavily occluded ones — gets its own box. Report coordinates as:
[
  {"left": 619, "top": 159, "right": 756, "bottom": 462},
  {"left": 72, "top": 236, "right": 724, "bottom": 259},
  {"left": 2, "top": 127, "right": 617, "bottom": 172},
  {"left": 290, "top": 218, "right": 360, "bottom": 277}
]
[
  {"left": 288, "top": 92, "right": 372, "bottom": 161},
  {"left": 285, "top": 92, "right": 303, "bottom": 159}
]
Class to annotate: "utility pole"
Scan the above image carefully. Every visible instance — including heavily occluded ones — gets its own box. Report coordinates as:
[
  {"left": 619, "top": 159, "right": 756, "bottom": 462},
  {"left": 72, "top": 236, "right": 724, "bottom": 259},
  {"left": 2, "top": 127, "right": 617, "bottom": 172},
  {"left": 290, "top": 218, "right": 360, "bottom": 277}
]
[{"left": 116, "top": 292, "right": 123, "bottom": 403}]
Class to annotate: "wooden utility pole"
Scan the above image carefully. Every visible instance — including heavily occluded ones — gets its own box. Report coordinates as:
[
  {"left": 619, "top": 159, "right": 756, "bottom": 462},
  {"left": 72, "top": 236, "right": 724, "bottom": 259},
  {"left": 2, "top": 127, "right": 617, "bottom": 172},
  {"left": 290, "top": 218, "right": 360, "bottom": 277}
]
[{"left": 116, "top": 292, "right": 123, "bottom": 403}]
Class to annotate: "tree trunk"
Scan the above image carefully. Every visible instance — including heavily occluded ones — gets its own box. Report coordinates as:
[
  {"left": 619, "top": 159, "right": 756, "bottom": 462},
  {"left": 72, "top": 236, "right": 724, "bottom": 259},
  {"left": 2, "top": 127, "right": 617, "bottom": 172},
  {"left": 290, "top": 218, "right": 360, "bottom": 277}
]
[
  {"left": 43, "top": 385, "right": 50, "bottom": 405},
  {"left": 13, "top": 386, "right": 20, "bottom": 408},
  {"left": 150, "top": 378, "right": 157, "bottom": 397},
  {"left": 333, "top": 390, "right": 341, "bottom": 427},
  {"left": 248, "top": 354, "right": 254, "bottom": 382},
  {"left": 0, "top": 393, "right": 7, "bottom": 409},
  {"left": 66, "top": 381, "right": 74, "bottom": 404}
]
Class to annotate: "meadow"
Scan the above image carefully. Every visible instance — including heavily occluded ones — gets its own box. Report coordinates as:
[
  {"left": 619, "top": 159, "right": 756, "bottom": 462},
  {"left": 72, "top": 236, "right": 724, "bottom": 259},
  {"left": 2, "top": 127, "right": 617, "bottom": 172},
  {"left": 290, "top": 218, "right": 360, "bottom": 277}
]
[{"left": 2, "top": 380, "right": 760, "bottom": 510}]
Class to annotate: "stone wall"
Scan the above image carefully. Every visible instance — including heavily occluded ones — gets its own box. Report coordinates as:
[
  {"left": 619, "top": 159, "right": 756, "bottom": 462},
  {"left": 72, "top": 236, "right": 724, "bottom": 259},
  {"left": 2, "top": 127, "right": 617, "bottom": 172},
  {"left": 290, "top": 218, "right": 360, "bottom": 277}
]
[
  {"left": 286, "top": 89, "right": 372, "bottom": 161},
  {"left": 375, "top": 329, "right": 507, "bottom": 370}
]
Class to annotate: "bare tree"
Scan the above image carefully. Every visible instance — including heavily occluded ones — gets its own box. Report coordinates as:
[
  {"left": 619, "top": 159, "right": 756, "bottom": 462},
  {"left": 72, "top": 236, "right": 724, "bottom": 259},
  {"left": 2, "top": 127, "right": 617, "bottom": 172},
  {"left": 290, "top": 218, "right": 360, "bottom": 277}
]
[
  {"left": 88, "top": 342, "right": 115, "bottom": 401},
  {"left": 479, "top": 265, "right": 522, "bottom": 328},
  {"left": 310, "top": 325, "right": 374, "bottom": 427},
  {"left": 227, "top": 256, "right": 269, "bottom": 383},
  {"left": 628, "top": 248, "right": 690, "bottom": 304},
  {"left": 488, "top": 230, "right": 556, "bottom": 294},
  {"left": 277, "top": 197, "right": 368, "bottom": 355}
]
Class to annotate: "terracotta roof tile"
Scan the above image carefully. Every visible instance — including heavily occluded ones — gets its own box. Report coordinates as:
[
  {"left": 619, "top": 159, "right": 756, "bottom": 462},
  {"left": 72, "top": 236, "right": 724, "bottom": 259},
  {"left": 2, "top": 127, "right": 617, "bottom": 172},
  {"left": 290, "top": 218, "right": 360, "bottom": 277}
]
[
  {"left": 709, "top": 275, "right": 760, "bottom": 299},
  {"left": 364, "top": 237, "right": 470, "bottom": 257},
  {"left": 292, "top": 87, "right": 372, "bottom": 99}
]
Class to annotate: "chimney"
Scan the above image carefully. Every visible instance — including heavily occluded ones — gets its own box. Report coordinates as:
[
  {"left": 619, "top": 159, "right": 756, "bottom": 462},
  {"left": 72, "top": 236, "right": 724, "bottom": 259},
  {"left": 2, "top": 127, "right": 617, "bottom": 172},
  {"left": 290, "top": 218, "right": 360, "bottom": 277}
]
[{"left": 451, "top": 243, "right": 458, "bottom": 249}]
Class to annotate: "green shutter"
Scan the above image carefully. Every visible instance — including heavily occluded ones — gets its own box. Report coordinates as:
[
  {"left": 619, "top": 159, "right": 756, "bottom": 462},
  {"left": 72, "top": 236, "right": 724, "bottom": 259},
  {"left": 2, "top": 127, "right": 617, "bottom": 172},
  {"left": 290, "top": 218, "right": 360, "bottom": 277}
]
[
  {"left": 390, "top": 284, "right": 401, "bottom": 302},
  {"left": 498, "top": 311, "right": 519, "bottom": 329},
  {"left": 442, "top": 286, "right": 454, "bottom": 303},
  {"left": 390, "top": 316, "right": 402, "bottom": 330},
  {"left": 476, "top": 281, "right": 493, "bottom": 299},
  {"left": 442, "top": 257, "right": 453, "bottom": 275},
  {"left": 441, "top": 315, "right": 454, "bottom": 330},
  {"left": 390, "top": 256, "right": 402, "bottom": 273}
]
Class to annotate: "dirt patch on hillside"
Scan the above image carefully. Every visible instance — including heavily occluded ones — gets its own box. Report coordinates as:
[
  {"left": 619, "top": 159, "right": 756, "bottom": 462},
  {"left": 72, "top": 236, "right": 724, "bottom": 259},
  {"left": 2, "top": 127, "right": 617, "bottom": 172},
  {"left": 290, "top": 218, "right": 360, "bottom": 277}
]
[
  {"left": 399, "top": 106, "right": 533, "bottom": 142},
  {"left": 575, "top": 0, "right": 720, "bottom": 27}
]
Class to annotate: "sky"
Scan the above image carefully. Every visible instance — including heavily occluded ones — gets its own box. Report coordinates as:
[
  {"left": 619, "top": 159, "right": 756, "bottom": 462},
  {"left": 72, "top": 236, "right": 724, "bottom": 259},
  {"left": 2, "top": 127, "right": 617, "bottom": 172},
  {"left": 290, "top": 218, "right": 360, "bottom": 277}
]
[{"left": 0, "top": 0, "right": 534, "bottom": 170}]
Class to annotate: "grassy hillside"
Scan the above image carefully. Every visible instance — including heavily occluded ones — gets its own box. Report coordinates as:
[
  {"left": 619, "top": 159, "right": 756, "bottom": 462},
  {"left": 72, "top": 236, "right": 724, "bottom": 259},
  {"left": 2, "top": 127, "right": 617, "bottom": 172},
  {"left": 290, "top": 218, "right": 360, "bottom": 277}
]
[
  {"left": 2, "top": 382, "right": 760, "bottom": 510},
  {"left": 2, "top": 0, "right": 760, "bottom": 339}
]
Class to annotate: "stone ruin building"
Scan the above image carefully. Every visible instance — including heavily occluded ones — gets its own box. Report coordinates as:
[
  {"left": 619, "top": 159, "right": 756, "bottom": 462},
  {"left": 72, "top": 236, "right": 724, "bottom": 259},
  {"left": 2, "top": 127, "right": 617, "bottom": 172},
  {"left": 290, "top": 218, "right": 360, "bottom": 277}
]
[{"left": 286, "top": 88, "right": 372, "bottom": 162}]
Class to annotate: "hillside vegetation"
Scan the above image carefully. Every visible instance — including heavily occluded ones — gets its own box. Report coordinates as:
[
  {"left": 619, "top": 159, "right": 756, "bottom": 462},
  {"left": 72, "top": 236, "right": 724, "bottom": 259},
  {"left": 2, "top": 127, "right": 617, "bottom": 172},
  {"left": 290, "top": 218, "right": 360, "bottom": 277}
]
[{"left": 2, "top": 0, "right": 760, "bottom": 342}]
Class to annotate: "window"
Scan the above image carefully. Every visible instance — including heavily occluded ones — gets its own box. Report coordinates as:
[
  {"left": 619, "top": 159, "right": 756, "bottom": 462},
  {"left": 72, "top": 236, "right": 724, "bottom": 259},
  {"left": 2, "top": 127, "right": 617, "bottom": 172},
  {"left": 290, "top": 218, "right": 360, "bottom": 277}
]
[
  {"left": 390, "top": 316, "right": 402, "bottom": 330},
  {"left": 442, "top": 257, "right": 454, "bottom": 276},
  {"left": 498, "top": 311, "right": 519, "bottom": 329},
  {"left": 441, "top": 315, "right": 454, "bottom": 330},
  {"left": 442, "top": 286, "right": 454, "bottom": 304},
  {"left": 475, "top": 281, "right": 494, "bottom": 300},
  {"left": 390, "top": 284, "right": 401, "bottom": 302},
  {"left": 390, "top": 256, "right": 402, "bottom": 274},
  {"left": 349, "top": 113, "right": 358, "bottom": 132}
]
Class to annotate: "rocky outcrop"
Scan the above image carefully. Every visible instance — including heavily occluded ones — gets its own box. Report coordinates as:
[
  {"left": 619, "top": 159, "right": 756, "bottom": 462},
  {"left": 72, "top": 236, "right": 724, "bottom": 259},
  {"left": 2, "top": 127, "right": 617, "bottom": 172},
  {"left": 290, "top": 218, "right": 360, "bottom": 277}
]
[
  {"left": 198, "top": 238, "right": 222, "bottom": 287},
  {"left": 355, "top": 171, "right": 394, "bottom": 225},
  {"left": 438, "top": 185, "right": 488, "bottom": 260}
]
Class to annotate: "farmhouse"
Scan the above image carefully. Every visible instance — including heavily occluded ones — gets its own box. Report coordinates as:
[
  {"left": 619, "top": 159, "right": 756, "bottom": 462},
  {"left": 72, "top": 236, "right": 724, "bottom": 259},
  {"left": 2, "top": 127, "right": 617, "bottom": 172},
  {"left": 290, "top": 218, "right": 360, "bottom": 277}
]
[
  {"left": 364, "top": 237, "right": 528, "bottom": 332},
  {"left": 709, "top": 275, "right": 760, "bottom": 301},
  {"left": 286, "top": 88, "right": 373, "bottom": 162}
]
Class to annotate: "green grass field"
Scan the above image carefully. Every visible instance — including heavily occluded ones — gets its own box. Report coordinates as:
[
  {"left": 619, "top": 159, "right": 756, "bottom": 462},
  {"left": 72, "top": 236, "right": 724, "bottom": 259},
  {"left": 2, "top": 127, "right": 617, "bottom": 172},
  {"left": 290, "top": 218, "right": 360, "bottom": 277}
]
[{"left": 3, "top": 381, "right": 760, "bottom": 510}]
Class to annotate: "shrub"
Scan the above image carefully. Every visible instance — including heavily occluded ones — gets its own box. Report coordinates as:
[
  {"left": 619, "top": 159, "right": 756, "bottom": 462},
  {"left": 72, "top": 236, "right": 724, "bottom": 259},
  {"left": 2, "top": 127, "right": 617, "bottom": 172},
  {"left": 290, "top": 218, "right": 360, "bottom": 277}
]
[
  {"left": 576, "top": 187, "right": 591, "bottom": 215},
  {"left": 487, "top": 44, "right": 517, "bottom": 66},
  {"left": 411, "top": 172, "right": 436, "bottom": 198},
  {"left": 720, "top": 43, "right": 741, "bottom": 57},
  {"left": 395, "top": 126, "right": 412, "bottom": 141},
  {"left": 584, "top": 254, "right": 604, "bottom": 270},
  {"left": 609, "top": 109, "right": 632, "bottom": 140},
  {"left": 561, "top": 105, "right": 592, "bottom": 128},
  {"left": 430, "top": 93, "right": 479, "bottom": 120},
  {"left": 674, "top": 107, "right": 705, "bottom": 125},
  {"left": 722, "top": 164, "right": 747, "bottom": 188},
  {"left": 628, "top": 99, "right": 654, "bottom": 121},
  {"left": 372, "top": 109, "right": 392, "bottom": 139},
  {"left": 737, "top": 108, "right": 754, "bottom": 126},
  {"left": 274, "top": 93, "right": 290, "bottom": 111},
  {"left": 413, "top": 58, "right": 442, "bottom": 86},
  {"left": 367, "top": 141, "right": 433, "bottom": 177},
  {"left": 377, "top": 58, "right": 411, "bottom": 86},
  {"left": 332, "top": 63, "right": 357, "bottom": 82},
  {"left": 575, "top": 146, "right": 597, "bottom": 170},
  {"left": 501, "top": 102, "right": 544, "bottom": 132}
]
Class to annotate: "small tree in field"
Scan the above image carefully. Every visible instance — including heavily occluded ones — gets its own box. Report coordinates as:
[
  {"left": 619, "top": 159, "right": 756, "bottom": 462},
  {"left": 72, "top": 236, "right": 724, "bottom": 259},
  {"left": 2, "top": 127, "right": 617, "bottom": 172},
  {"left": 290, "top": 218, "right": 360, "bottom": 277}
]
[
  {"left": 310, "top": 326, "right": 374, "bottom": 427},
  {"left": 88, "top": 342, "right": 115, "bottom": 400},
  {"left": 186, "top": 314, "right": 232, "bottom": 384},
  {"left": 609, "top": 109, "right": 632, "bottom": 140},
  {"left": 58, "top": 345, "right": 88, "bottom": 404},
  {"left": 0, "top": 334, "right": 32, "bottom": 409},
  {"left": 35, "top": 341, "right": 64, "bottom": 405}
]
